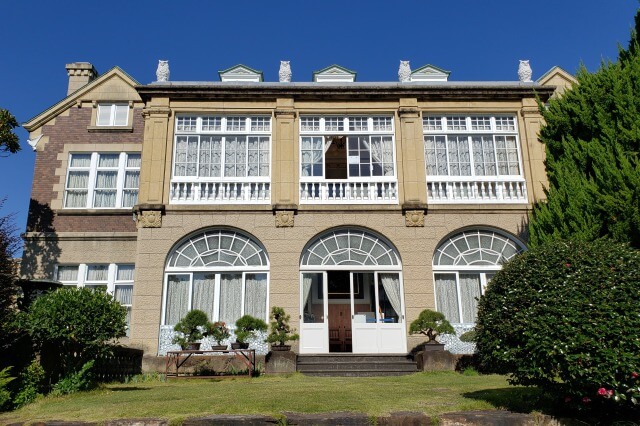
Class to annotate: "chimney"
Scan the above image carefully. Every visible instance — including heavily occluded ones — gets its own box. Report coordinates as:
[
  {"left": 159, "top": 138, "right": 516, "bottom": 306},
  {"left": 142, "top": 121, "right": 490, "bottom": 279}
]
[{"left": 65, "top": 62, "right": 98, "bottom": 95}]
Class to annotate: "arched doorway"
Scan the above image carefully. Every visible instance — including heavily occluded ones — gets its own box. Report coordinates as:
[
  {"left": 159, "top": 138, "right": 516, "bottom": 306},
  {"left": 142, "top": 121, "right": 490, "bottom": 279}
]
[{"left": 299, "top": 228, "right": 405, "bottom": 354}]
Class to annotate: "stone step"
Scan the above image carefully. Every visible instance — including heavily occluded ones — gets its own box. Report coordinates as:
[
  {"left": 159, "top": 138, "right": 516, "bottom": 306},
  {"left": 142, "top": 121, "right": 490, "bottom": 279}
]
[
  {"left": 301, "top": 370, "right": 417, "bottom": 377},
  {"left": 297, "top": 354, "right": 418, "bottom": 377},
  {"left": 298, "top": 354, "right": 413, "bottom": 364}
]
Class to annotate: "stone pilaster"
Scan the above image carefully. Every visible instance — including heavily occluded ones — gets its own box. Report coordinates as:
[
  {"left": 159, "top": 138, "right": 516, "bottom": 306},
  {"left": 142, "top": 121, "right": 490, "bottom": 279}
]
[
  {"left": 139, "top": 100, "right": 171, "bottom": 205},
  {"left": 519, "top": 99, "right": 547, "bottom": 203},
  {"left": 397, "top": 100, "right": 427, "bottom": 206},
  {"left": 272, "top": 99, "right": 297, "bottom": 205}
]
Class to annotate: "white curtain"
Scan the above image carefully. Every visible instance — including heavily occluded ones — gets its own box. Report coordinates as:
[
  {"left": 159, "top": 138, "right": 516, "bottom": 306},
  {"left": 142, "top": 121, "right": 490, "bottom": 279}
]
[
  {"left": 165, "top": 275, "right": 190, "bottom": 325},
  {"left": 380, "top": 273, "right": 402, "bottom": 320},
  {"left": 70, "top": 154, "right": 91, "bottom": 167},
  {"left": 127, "top": 154, "right": 141, "bottom": 168},
  {"left": 86, "top": 265, "right": 109, "bottom": 281},
  {"left": 199, "top": 136, "right": 222, "bottom": 177},
  {"left": 65, "top": 171, "right": 89, "bottom": 207},
  {"left": 114, "top": 284, "right": 133, "bottom": 305},
  {"left": 434, "top": 273, "right": 460, "bottom": 323},
  {"left": 98, "top": 154, "right": 119, "bottom": 167},
  {"left": 301, "top": 137, "right": 323, "bottom": 177},
  {"left": 174, "top": 136, "right": 199, "bottom": 177},
  {"left": 225, "top": 137, "right": 246, "bottom": 177},
  {"left": 247, "top": 137, "right": 269, "bottom": 177},
  {"left": 94, "top": 171, "right": 117, "bottom": 207},
  {"left": 193, "top": 273, "right": 216, "bottom": 321},
  {"left": 459, "top": 273, "right": 482, "bottom": 323},
  {"left": 219, "top": 273, "right": 242, "bottom": 325},
  {"left": 244, "top": 273, "right": 267, "bottom": 320},
  {"left": 57, "top": 265, "right": 79, "bottom": 282}
]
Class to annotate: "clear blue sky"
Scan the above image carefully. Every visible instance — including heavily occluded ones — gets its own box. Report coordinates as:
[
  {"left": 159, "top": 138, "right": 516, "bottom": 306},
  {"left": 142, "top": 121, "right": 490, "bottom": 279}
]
[{"left": 1, "top": 1, "right": 637, "bottom": 253}]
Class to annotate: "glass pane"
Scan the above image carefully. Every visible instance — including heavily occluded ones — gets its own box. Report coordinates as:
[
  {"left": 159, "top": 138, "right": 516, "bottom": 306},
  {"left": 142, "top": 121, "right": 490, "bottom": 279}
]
[
  {"left": 435, "top": 273, "right": 460, "bottom": 323},
  {"left": 114, "top": 105, "right": 129, "bottom": 126},
  {"left": 459, "top": 273, "right": 482, "bottom": 323},
  {"left": 165, "top": 274, "right": 190, "bottom": 325},
  {"left": 70, "top": 154, "right": 91, "bottom": 168},
  {"left": 116, "top": 265, "right": 135, "bottom": 281},
  {"left": 378, "top": 273, "right": 401, "bottom": 323},
  {"left": 114, "top": 284, "right": 133, "bottom": 305},
  {"left": 245, "top": 273, "right": 267, "bottom": 320},
  {"left": 219, "top": 273, "right": 242, "bottom": 325},
  {"left": 193, "top": 272, "right": 216, "bottom": 321},
  {"left": 302, "top": 273, "right": 323, "bottom": 323},
  {"left": 86, "top": 264, "right": 109, "bottom": 281},
  {"left": 57, "top": 265, "right": 79, "bottom": 282},
  {"left": 98, "top": 154, "right": 119, "bottom": 167},
  {"left": 127, "top": 154, "right": 141, "bottom": 168}
]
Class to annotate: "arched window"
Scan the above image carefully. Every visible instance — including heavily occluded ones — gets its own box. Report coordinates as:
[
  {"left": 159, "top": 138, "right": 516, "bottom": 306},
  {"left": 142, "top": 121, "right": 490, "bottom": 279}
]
[
  {"left": 301, "top": 228, "right": 400, "bottom": 267},
  {"left": 163, "top": 229, "right": 269, "bottom": 326},
  {"left": 433, "top": 229, "right": 525, "bottom": 324}
]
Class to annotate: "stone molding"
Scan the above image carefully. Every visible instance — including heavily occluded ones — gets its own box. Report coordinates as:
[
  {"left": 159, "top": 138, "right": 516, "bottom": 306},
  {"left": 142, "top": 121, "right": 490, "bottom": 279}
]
[
  {"left": 274, "top": 109, "right": 296, "bottom": 118},
  {"left": 404, "top": 210, "right": 425, "bottom": 227},
  {"left": 398, "top": 107, "right": 420, "bottom": 118},
  {"left": 275, "top": 210, "right": 295, "bottom": 228},
  {"left": 136, "top": 210, "right": 162, "bottom": 228},
  {"left": 520, "top": 106, "right": 541, "bottom": 117},
  {"left": 142, "top": 107, "right": 172, "bottom": 118}
]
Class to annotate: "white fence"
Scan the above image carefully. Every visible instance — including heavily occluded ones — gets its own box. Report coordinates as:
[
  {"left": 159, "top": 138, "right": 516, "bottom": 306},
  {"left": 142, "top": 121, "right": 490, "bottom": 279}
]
[
  {"left": 169, "top": 181, "right": 270, "bottom": 204},
  {"left": 427, "top": 178, "right": 527, "bottom": 203},
  {"left": 299, "top": 179, "right": 398, "bottom": 204}
]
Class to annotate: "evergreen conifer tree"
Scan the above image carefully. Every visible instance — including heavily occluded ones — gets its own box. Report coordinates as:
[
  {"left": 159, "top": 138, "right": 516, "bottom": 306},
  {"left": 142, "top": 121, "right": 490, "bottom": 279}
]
[{"left": 530, "top": 9, "right": 640, "bottom": 248}]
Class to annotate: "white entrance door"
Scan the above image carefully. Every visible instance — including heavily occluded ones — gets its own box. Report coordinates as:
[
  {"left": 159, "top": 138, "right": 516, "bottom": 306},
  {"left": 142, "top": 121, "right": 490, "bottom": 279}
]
[
  {"left": 299, "top": 272, "right": 328, "bottom": 353},
  {"left": 351, "top": 272, "right": 406, "bottom": 354}
]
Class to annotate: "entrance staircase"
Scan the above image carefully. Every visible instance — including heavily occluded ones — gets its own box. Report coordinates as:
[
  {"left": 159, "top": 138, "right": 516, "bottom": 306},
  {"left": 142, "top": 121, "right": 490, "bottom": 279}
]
[{"left": 297, "top": 354, "right": 417, "bottom": 377}]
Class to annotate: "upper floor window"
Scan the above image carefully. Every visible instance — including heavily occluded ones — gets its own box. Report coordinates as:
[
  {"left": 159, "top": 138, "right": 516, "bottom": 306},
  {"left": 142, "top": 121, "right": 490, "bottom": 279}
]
[
  {"left": 56, "top": 263, "right": 135, "bottom": 335},
  {"left": 173, "top": 116, "right": 271, "bottom": 179},
  {"left": 97, "top": 103, "right": 129, "bottom": 126},
  {"left": 423, "top": 115, "right": 521, "bottom": 177},
  {"left": 64, "top": 152, "right": 140, "bottom": 209}
]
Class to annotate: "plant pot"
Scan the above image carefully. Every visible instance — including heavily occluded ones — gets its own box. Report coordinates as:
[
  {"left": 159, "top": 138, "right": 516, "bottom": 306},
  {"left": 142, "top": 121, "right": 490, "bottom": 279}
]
[
  {"left": 210, "top": 344, "right": 227, "bottom": 350},
  {"left": 186, "top": 342, "right": 201, "bottom": 350},
  {"left": 423, "top": 342, "right": 445, "bottom": 352},
  {"left": 231, "top": 342, "right": 249, "bottom": 350},
  {"left": 270, "top": 344, "right": 291, "bottom": 352}
]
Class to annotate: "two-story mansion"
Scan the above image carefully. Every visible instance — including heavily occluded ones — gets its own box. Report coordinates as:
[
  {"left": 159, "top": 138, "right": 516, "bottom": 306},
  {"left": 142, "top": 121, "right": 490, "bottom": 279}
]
[{"left": 21, "top": 61, "right": 574, "bottom": 357}]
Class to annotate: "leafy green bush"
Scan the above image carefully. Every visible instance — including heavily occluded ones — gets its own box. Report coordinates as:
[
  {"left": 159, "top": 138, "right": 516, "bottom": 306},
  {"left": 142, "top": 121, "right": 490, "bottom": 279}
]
[
  {"left": 0, "top": 367, "right": 14, "bottom": 411},
  {"left": 266, "top": 307, "right": 299, "bottom": 346},
  {"left": 13, "top": 360, "right": 44, "bottom": 408},
  {"left": 234, "top": 315, "right": 267, "bottom": 344},
  {"left": 172, "top": 310, "right": 211, "bottom": 349},
  {"left": 26, "top": 287, "right": 126, "bottom": 380},
  {"left": 476, "top": 239, "right": 640, "bottom": 411},
  {"left": 409, "top": 309, "right": 454, "bottom": 343},
  {"left": 50, "top": 361, "right": 95, "bottom": 396},
  {"left": 459, "top": 329, "right": 477, "bottom": 343}
]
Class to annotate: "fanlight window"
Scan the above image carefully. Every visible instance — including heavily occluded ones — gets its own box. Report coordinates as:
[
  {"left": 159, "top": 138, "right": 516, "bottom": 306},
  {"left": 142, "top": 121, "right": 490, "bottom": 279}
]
[
  {"left": 301, "top": 229, "right": 400, "bottom": 267},
  {"left": 167, "top": 230, "right": 268, "bottom": 269},
  {"left": 432, "top": 229, "right": 525, "bottom": 324},
  {"left": 433, "top": 229, "right": 524, "bottom": 266}
]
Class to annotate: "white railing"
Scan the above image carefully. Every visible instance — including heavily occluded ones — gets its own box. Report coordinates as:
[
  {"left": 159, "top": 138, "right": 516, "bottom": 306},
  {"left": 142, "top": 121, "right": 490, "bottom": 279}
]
[
  {"left": 170, "top": 180, "right": 270, "bottom": 204},
  {"left": 299, "top": 179, "right": 398, "bottom": 204},
  {"left": 427, "top": 177, "right": 528, "bottom": 204}
]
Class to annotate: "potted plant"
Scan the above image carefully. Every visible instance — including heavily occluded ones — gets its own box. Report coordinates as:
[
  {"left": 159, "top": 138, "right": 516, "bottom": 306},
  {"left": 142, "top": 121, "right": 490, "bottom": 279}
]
[
  {"left": 172, "top": 309, "right": 211, "bottom": 350},
  {"left": 266, "top": 307, "right": 299, "bottom": 351},
  {"left": 232, "top": 314, "right": 268, "bottom": 349},
  {"left": 409, "top": 309, "right": 455, "bottom": 351},
  {"left": 207, "top": 321, "right": 230, "bottom": 350}
]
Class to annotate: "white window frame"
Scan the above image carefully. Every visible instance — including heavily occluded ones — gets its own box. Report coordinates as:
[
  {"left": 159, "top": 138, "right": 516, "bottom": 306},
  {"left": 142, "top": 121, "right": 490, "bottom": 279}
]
[
  {"left": 96, "top": 103, "right": 129, "bottom": 127},
  {"left": 171, "top": 115, "right": 272, "bottom": 183},
  {"left": 299, "top": 116, "right": 397, "bottom": 180},
  {"left": 63, "top": 152, "right": 140, "bottom": 209}
]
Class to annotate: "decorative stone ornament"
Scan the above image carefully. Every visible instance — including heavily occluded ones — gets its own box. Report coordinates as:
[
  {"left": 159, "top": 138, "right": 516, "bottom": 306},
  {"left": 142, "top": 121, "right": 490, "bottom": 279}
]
[
  {"left": 398, "top": 60, "right": 411, "bottom": 82},
  {"left": 156, "top": 60, "right": 170, "bottom": 82},
  {"left": 405, "top": 210, "right": 425, "bottom": 227},
  {"left": 279, "top": 61, "right": 292, "bottom": 82},
  {"left": 275, "top": 210, "right": 295, "bottom": 227},
  {"left": 518, "top": 60, "right": 532, "bottom": 82},
  {"left": 137, "top": 210, "right": 162, "bottom": 228}
]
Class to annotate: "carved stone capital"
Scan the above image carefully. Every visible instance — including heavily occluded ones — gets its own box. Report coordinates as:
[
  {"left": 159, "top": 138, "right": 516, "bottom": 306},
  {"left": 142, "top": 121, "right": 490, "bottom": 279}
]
[
  {"left": 398, "top": 107, "right": 420, "bottom": 118},
  {"left": 142, "top": 107, "right": 172, "bottom": 118},
  {"left": 275, "top": 210, "right": 295, "bottom": 228},
  {"left": 274, "top": 109, "right": 296, "bottom": 118},
  {"left": 136, "top": 210, "right": 162, "bottom": 228},
  {"left": 404, "top": 210, "right": 425, "bottom": 227},
  {"left": 520, "top": 107, "right": 541, "bottom": 117}
]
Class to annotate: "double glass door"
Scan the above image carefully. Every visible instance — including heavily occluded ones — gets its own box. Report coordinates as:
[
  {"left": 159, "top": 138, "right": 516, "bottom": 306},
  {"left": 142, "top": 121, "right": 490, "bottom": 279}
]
[{"left": 299, "top": 271, "right": 406, "bottom": 354}]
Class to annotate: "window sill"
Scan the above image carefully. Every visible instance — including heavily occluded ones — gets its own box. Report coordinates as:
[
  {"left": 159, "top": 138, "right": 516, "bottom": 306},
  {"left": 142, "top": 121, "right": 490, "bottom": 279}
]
[{"left": 87, "top": 126, "right": 134, "bottom": 133}]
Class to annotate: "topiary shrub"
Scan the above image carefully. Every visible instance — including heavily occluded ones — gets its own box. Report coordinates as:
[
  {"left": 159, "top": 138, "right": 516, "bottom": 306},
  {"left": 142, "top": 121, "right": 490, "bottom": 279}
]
[
  {"left": 476, "top": 239, "right": 640, "bottom": 412},
  {"left": 266, "top": 307, "right": 299, "bottom": 347},
  {"left": 172, "top": 310, "right": 211, "bottom": 349},
  {"left": 409, "top": 309, "right": 455, "bottom": 343},
  {"left": 234, "top": 315, "right": 268, "bottom": 344}
]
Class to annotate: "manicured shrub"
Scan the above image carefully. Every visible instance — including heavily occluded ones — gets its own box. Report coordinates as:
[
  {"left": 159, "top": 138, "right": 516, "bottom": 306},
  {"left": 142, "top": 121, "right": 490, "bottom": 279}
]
[
  {"left": 409, "top": 309, "right": 455, "bottom": 343},
  {"left": 26, "top": 287, "right": 126, "bottom": 381},
  {"left": 234, "top": 315, "right": 268, "bottom": 344},
  {"left": 266, "top": 307, "right": 299, "bottom": 347},
  {"left": 172, "top": 309, "right": 211, "bottom": 349},
  {"left": 476, "top": 239, "right": 640, "bottom": 411}
]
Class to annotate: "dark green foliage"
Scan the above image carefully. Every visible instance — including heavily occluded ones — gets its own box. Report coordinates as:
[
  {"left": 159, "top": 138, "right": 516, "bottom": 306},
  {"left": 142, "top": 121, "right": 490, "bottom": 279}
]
[
  {"left": 0, "top": 200, "right": 20, "bottom": 363},
  {"left": 408, "top": 309, "right": 455, "bottom": 343},
  {"left": 50, "top": 361, "right": 95, "bottom": 396},
  {"left": 530, "top": 11, "right": 640, "bottom": 249},
  {"left": 475, "top": 239, "right": 640, "bottom": 409},
  {"left": 12, "top": 360, "right": 44, "bottom": 408},
  {"left": 266, "top": 307, "right": 299, "bottom": 346},
  {"left": 172, "top": 309, "right": 211, "bottom": 349},
  {"left": 0, "top": 109, "right": 19, "bottom": 156},
  {"left": 0, "top": 367, "right": 14, "bottom": 411},
  {"left": 234, "top": 314, "right": 267, "bottom": 344},
  {"left": 27, "top": 287, "right": 126, "bottom": 380},
  {"left": 459, "top": 329, "right": 477, "bottom": 343},
  {"left": 208, "top": 321, "right": 231, "bottom": 345}
]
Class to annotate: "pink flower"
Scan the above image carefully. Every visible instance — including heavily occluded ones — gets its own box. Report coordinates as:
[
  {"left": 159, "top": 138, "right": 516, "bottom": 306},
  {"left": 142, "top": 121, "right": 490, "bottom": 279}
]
[
  {"left": 632, "top": 372, "right": 639, "bottom": 378},
  {"left": 565, "top": 263, "right": 571, "bottom": 268},
  {"left": 597, "top": 387, "right": 607, "bottom": 396},
  {"left": 582, "top": 397, "right": 591, "bottom": 404},
  {"left": 607, "top": 390, "right": 614, "bottom": 397}
]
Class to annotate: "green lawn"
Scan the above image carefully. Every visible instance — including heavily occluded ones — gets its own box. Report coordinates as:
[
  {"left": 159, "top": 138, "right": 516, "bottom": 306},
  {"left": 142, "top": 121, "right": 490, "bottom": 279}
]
[{"left": 0, "top": 372, "right": 549, "bottom": 424}]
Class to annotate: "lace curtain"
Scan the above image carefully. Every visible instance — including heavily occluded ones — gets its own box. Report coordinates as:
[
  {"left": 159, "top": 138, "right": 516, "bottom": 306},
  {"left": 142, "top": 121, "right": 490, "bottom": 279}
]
[
  {"left": 94, "top": 171, "right": 117, "bottom": 207},
  {"left": 193, "top": 273, "right": 216, "bottom": 320},
  {"left": 225, "top": 137, "right": 247, "bottom": 177},
  {"left": 248, "top": 137, "right": 269, "bottom": 177},
  {"left": 380, "top": 274, "right": 402, "bottom": 320},
  {"left": 367, "top": 136, "right": 394, "bottom": 176},
  {"left": 174, "top": 136, "right": 199, "bottom": 176},
  {"left": 219, "top": 273, "right": 242, "bottom": 325},
  {"left": 244, "top": 273, "right": 267, "bottom": 320},
  {"left": 447, "top": 136, "right": 471, "bottom": 176},
  {"left": 458, "top": 273, "right": 481, "bottom": 323},
  {"left": 434, "top": 273, "right": 460, "bottom": 323},
  {"left": 65, "top": 171, "right": 89, "bottom": 207},
  {"left": 198, "top": 136, "right": 222, "bottom": 177},
  {"left": 301, "top": 137, "right": 323, "bottom": 177},
  {"left": 122, "top": 170, "right": 139, "bottom": 208},
  {"left": 57, "top": 266, "right": 78, "bottom": 282},
  {"left": 424, "top": 136, "right": 448, "bottom": 176},
  {"left": 472, "top": 136, "right": 496, "bottom": 176},
  {"left": 165, "top": 275, "right": 189, "bottom": 325}
]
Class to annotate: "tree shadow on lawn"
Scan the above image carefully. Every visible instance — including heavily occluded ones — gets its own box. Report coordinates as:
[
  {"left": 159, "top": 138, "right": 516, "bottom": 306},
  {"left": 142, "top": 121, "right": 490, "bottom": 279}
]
[
  {"left": 108, "top": 387, "right": 153, "bottom": 392},
  {"left": 463, "top": 387, "right": 556, "bottom": 414}
]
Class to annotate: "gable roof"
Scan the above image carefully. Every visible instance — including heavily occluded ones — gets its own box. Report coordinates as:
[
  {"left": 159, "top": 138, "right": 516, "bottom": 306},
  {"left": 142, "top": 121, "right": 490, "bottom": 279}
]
[
  {"left": 218, "top": 64, "right": 264, "bottom": 82},
  {"left": 312, "top": 64, "right": 357, "bottom": 82},
  {"left": 410, "top": 64, "right": 451, "bottom": 82},
  {"left": 23, "top": 66, "right": 140, "bottom": 132},
  {"left": 536, "top": 66, "right": 577, "bottom": 97}
]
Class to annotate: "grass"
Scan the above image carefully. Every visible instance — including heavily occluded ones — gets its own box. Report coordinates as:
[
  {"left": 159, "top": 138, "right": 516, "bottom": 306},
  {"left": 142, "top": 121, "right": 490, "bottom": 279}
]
[{"left": 0, "top": 372, "right": 552, "bottom": 424}]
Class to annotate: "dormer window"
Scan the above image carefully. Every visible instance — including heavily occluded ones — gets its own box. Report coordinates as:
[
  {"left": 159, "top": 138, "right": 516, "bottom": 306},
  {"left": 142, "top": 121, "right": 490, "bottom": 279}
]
[
  {"left": 312, "top": 65, "right": 357, "bottom": 83},
  {"left": 97, "top": 103, "right": 129, "bottom": 126}
]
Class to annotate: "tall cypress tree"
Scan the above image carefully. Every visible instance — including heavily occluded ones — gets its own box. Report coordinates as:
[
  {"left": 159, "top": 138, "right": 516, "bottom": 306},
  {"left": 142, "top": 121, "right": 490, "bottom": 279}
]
[{"left": 529, "top": 9, "right": 640, "bottom": 248}]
